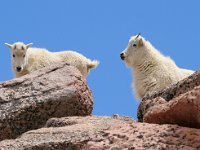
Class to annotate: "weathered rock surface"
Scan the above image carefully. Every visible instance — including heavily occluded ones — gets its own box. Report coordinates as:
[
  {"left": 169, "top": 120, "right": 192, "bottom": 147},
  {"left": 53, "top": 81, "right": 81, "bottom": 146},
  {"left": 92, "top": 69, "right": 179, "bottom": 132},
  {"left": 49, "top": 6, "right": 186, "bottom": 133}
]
[
  {"left": 0, "top": 116, "right": 200, "bottom": 150},
  {"left": 0, "top": 62, "right": 93, "bottom": 141},
  {"left": 138, "top": 70, "right": 200, "bottom": 128}
]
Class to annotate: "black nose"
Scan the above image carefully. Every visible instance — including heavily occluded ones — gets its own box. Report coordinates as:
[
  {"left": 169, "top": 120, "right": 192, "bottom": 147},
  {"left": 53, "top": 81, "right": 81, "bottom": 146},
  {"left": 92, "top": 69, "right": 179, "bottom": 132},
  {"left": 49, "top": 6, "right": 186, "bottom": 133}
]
[
  {"left": 120, "top": 53, "right": 125, "bottom": 60},
  {"left": 16, "top": 67, "right": 21, "bottom": 72}
]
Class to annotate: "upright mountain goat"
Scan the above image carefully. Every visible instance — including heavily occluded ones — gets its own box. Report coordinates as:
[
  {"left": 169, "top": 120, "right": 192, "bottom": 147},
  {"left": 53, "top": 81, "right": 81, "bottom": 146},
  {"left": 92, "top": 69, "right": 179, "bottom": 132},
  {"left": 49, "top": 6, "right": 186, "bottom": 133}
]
[
  {"left": 5, "top": 42, "right": 99, "bottom": 78},
  {"left": 120, "top": 34, "right": 194, "bottom": 100}
]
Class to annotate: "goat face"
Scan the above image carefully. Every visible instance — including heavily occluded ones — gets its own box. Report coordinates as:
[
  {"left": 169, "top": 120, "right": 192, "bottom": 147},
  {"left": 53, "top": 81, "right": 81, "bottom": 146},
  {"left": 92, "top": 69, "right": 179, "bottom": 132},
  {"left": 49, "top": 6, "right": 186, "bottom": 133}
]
[
  {"left": 120, "top": 34, "right": 144, "bottom": 67},
  {"left": 5, "top": 42, "right": 33, "bottom": 73}
]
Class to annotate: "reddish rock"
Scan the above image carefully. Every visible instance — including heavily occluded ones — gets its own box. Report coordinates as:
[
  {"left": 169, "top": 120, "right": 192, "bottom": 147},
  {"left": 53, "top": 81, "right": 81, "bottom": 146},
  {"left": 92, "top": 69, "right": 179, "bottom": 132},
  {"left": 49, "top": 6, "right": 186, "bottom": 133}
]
[
  {"left": 0, "top": 62, "right": 93, "bottom": 141},
  {"left": 138, "top": 70, "right": 200, "bottom": 128},
  {"left": 0, "top": 116, "right": 200, "bottom": 150}
]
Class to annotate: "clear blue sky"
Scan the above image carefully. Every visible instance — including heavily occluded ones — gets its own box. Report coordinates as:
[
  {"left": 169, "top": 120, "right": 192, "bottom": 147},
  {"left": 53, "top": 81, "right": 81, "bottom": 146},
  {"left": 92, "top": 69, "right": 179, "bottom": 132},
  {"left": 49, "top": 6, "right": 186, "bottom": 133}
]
[{"left": 0, "top": 1, "right": 199, "bottom": 120}]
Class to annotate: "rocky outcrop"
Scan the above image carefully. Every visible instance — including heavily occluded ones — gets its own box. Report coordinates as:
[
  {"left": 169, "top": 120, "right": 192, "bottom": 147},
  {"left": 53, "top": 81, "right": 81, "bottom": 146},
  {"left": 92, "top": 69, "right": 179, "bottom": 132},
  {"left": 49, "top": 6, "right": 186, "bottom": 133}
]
[
  {"left": 0, "top": 62, "right": 93, "bottom": 141},
  {"left": 0, "top": 61, "right": 199, "bottom": 149},
  {"left": 138, "top": 70, "right": 200, "bottom": 128},
  {"left": 0, "top": 116, "right": 200, "bottom": 150}
]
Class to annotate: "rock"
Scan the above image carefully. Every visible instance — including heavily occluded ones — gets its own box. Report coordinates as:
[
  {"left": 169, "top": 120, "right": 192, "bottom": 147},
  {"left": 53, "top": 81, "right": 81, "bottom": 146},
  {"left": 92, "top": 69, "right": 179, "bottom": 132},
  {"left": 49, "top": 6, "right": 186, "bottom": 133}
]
[
  {"left": 0, "top": 116, "right": 200, "bottom": 149},
  {"left": 0, "top": 62, "right": 93, "bottom": 141},
  {"left": 138, "top": 70, "right": 200, "bottom": 128}
]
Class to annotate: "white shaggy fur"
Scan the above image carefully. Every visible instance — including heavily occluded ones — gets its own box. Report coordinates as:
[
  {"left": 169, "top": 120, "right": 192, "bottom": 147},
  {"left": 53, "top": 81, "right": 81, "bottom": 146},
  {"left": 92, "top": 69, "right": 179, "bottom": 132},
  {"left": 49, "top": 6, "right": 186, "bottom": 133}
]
[
  {"left": 120, "top": 34, "right": 194, "bottom": 100},
  {"left": 5, "top": 42, "right": 99, "bottom": 78}
]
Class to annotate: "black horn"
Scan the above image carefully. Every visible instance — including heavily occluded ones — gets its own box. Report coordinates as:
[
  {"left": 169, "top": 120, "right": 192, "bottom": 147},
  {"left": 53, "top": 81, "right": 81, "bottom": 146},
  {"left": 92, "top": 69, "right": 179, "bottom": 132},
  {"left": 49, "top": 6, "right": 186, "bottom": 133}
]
[{"left": 136, "top": 33, "right": 141, "bottom": 39}]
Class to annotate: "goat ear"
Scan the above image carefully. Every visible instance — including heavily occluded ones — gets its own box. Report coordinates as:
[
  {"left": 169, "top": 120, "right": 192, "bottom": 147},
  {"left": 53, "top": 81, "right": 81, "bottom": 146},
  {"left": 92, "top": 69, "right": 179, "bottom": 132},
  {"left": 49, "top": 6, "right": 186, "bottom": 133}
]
[
  {"left": 26, "top": 43, "right": 33, "bottom": 49},
  {"left": 138, "top": 38, "right": 144, "bottom": 47},
  {"left": 5, "top": 43, "right": 13, "bottom": 49}
]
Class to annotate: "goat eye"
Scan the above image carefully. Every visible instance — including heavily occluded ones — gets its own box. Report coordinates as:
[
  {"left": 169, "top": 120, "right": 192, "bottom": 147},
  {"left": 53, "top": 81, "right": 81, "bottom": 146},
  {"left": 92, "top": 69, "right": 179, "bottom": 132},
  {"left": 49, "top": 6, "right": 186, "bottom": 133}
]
[
  {"left": 23, "top": 55, "right": 25, "bottom": 58},
  {"left": 13, "top": 55, "right": 15, "bottom": 58},
  {"left": 133, "top": 44, "right": 137, "bottom": 47}
]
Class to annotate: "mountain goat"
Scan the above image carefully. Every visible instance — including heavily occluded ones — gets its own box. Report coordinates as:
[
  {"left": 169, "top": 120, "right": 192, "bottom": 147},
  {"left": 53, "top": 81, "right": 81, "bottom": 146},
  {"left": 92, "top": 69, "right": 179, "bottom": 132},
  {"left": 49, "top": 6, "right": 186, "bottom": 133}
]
[
  {"left": 120, "top": 34, "right": 194, "bottom": 100},
  {"left": 5, "top": 42, "right": 99, "bottom": 78}
]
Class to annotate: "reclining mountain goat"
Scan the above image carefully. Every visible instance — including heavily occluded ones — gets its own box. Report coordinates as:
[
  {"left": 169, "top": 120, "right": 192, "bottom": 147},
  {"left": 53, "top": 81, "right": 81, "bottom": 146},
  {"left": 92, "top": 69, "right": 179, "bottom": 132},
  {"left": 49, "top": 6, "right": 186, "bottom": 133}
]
[
  {"left": 120, "top": 34, "right": 194, "bottom": 100},
  {"left": 5, "top": 42, "right": 99, "bottom": 78}
]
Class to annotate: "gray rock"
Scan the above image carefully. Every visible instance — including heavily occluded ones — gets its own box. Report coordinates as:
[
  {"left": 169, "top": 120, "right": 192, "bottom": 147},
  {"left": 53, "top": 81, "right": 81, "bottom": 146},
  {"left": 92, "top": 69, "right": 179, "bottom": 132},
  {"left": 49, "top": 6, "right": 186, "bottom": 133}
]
[
  {"left": 0, "top": 116, "right": 200, "bottom": 150},
  {"left": 0, "top": 62, "right": 93, "bottom": 141},
  {"left": 137, "top": 70, "right": 200, "bottom": 128}
]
